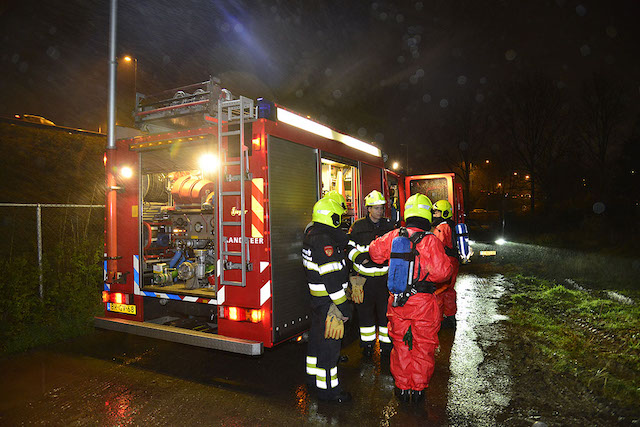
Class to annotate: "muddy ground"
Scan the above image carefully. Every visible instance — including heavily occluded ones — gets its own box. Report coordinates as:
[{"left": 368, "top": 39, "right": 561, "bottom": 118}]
[{"left": 1, "top": 260, "right": 638, "bottom": 426}]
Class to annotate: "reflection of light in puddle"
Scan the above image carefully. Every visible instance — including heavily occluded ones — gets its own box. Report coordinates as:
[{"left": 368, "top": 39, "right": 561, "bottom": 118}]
[
  {"left": 447, "top": 273, "right": 511, "bottom": 426},
  {"left": 104, "top": 387, "right": 135, "bottom": 425},
  {"left": 294, "top": 384, "right": 310, "bottom": 415}
]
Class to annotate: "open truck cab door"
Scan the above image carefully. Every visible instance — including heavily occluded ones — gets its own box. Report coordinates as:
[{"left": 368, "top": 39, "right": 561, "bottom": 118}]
[{"left": 404, "top": 173, "right": 465, "bottom": 224}]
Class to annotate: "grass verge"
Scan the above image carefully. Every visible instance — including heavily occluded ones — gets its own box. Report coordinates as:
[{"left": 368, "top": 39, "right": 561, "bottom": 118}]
[
  {"left": 0, "top": 241, "right": 103, "bottom": 355},
  {"left": 505, "top": 274, "right": 640, "bottom": 410}
]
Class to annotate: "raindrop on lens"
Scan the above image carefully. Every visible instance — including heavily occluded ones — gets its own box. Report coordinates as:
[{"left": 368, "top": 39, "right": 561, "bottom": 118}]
[
  {"left": 580, "top": 44, "right": 591, "bottom": 56},
  {"left": 505, "top": 49, "right": 517, "bottom": 61},
  {"left": 457, "top": 75, "right": 467, "bottom": 85},
  {"left": 576, "top": 4, "right": 587, "bottom": 16},
  {"left": 422, "top": 94, "right": 431, "bottom": 103},
  {"left": 440, "top": 99, "right": 449, "bottom": 108},
  {"left": 593, "top": 202, "right": 605, "bottom": 214}
]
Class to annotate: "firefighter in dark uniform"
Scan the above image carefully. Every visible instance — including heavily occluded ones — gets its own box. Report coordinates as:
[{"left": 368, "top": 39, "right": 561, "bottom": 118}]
[
  {"left": 302, "top": 197, "right": 352, "bottom": 403},
  {"left": 347, "top": 190, "right": 395, "bottom": 357}
]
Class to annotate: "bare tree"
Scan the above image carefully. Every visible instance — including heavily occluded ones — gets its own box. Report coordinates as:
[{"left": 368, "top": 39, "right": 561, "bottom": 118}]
[
  {"left": 577, "top": 73, "right": 625, "bottom": 201},
  {"left": 501, "top": 74, "right": 568, "bottom": 214},
  {"left": 436, "top": 95, "right": 491, "bottom": 212}
]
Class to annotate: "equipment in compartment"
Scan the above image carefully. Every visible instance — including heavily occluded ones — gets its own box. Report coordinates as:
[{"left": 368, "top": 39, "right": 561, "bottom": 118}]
[{"left": 142, "top": 170, "right": 217, "bottom": 292}]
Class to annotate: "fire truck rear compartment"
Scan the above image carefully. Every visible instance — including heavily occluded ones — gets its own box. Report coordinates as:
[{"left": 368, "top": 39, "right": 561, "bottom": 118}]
[{"left": 141, "top": 143, "right": 218, "bottom": 296}]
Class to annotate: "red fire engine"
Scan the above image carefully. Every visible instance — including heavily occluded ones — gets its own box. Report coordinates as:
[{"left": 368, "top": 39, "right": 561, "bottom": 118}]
[{"left": 96, "top": 78, "right": 465, "bottom": 355}]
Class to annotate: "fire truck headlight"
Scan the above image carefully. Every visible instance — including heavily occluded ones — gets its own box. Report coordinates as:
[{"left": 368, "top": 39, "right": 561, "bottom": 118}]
[
  {"left": 120, "top": 166, "right": 133, "bottom": 179},
  {"left": 199, "top": 153, "right": 219, "bottom": 173}
]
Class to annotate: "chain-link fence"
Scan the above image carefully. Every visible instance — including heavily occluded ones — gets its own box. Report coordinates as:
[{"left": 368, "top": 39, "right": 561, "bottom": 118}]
[{"left": 0, "top": 203, "right": 104, "bottom": 298}]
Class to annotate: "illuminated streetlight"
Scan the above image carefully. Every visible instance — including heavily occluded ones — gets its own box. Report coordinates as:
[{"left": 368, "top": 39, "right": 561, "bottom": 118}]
[
  {"left": 123, "top": 55, "right": 132, "bottom": 62},
  {"left": 485, "top": 159, "right": 490, "bottom": 164},
  {"left": 392, "top": 161, "right": 399, "bottom": 170}
]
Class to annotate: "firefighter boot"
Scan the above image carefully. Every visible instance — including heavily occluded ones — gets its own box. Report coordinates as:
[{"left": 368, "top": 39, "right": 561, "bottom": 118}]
[
  {"left": 395, "top": 387, "right": 411, "bottom": 403},
  {"left": 380, "top": 342, "right": 392, "bottom": 358},
  {"left": 362, "top": 343, "right": 374, "bottom": 358},
  {"left": 411, "top": 390, "right": 425, "bottom": 404},
  {"left": 441, "top": 315, "right": 457, "bottom": 330}
]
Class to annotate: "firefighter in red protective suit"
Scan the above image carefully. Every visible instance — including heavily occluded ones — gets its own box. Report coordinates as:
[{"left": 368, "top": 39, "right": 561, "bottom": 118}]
[
  {"left": 432, "top": 199, "right": 459, "bottom": 329},
  {"left": 369, "top": 193, "right": 453, "bottom": 404},
  {"left": 347, "top": 190, "right": 395, "bottom": 357},
  {"left": 302, "top": 197, "right": 352, "bottom": 403}
]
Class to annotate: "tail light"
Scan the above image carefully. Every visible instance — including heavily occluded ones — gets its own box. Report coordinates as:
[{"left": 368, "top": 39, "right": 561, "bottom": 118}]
[
  {"left": 223, "top": 306, "right": 263, "bottom": 323},
  {"left": 102, "top": 291, "right": 130, "bottom": 304},
  {"left": 248, "top": 309, "right": 262, "bottom": 323}
]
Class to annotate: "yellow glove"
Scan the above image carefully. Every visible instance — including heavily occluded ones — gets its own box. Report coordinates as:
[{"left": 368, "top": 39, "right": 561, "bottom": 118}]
[
  {"left": 324, "top": 304, "right": 345, "bottom": 340},
  {"left": 350, "top": 275, "right": 366, "bottom": 304}
]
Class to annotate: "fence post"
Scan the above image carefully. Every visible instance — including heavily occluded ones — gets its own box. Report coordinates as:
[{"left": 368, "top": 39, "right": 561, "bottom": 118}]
[{"left": 37, "top": 203, "right": 43, "bottom": 299}]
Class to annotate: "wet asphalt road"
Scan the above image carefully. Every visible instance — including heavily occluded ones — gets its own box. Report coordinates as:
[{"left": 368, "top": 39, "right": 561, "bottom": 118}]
[{"left": 0, "top": 266, "right": 511, "bottom": 426}]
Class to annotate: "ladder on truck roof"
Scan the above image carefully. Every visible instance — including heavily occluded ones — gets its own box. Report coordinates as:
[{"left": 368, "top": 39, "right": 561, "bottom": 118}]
[{"left": 217, "top": 95, "right": 256, "bottom": 287}]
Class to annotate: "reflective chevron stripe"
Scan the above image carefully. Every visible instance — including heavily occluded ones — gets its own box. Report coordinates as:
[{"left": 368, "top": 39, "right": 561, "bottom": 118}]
[
  {"left": 303, "top": 259, "right": 345, "bottom": 275},
  {"left": 352, "top": 262, "right": 389, "bottom": 276},
  {"left": 308, "top": 283, "right": 329, "bottom": 297},
  {"left": 329, "top": 288, "right": 347, "bottom": 305},
  {"left": 306, "top": 356, "right": 321, "bottom": 376},
  {"left": 360, "top": 325, "right": 376, "bottom": 342},
  {"left": 378, "top": 325, "right": 391, "bottom": 343},
  {"left": 316, "top": 369, "right": 327, "bottom": 389},
  {"left": 330, "top": 366, "right": 339, "bottom": 388}
]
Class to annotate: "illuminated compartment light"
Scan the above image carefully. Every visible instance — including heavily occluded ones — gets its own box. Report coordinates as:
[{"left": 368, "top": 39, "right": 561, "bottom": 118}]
[
  {"left": 120, "top": 166, "right": 133, "bottom": 179},
  {"left": 198, "top": 153, "right": 219, "bottom": 173},
  {"left": 228, "top": 307, "right": 239, "bottom": 321},
  {"left": 113, "top": 293, "right": 124, "bottom": 304},
  {"left": 102, "top": 291, "right": 110, "bottom": 303},
  {"left": 276, "top": 107, "right": 381, "bottom": 157}
]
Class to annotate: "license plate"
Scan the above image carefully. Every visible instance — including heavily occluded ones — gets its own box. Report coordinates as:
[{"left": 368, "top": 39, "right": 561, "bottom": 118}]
[{"left": 107, "top": 303, "right": 137, "bottom": 315}]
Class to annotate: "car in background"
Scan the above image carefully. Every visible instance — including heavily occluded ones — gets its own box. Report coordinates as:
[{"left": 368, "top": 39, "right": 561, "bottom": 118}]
[{"left": 14, "top": 114, "right": 55, "bottom": 126}]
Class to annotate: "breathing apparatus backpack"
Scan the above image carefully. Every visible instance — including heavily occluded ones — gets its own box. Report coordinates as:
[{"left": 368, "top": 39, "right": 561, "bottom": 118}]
[
  {"left": 388, "top": 227, "right": 431, "bottom": 307},
  {"left": 455, "top": 223, "right": 471, "bottom": 263}
]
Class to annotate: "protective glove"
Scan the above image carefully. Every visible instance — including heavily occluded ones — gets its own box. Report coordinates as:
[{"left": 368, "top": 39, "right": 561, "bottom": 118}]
[
  {"left": 403, "top": 325, "right": 413, "bottom": 350},
  {"left": 325, "top": 303, "right": 346, "bottom": 340},
  {"left": 349, "top": 275, "right": 366, "bottom": 304}
]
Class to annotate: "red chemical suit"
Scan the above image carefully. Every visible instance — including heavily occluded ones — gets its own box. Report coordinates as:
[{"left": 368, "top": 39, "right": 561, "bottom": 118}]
[
  {"left": 432, "top": 219, "right": 459, "bottom": 317},
  {"left": 369, "top": 227, "right": 453, "bottom": 392}
]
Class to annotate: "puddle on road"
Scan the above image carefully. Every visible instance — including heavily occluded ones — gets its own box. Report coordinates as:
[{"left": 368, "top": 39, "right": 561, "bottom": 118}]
[{"left": 447, "top": 273, "right": 511, "bottom": 426}]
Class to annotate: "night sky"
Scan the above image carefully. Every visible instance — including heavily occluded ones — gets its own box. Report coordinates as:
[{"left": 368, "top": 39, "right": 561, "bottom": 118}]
[{"left": 1, "top": 0, "right": 639, "bottom": 171}]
